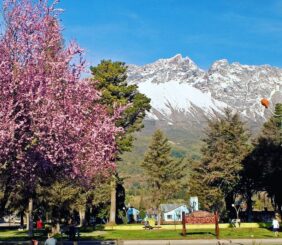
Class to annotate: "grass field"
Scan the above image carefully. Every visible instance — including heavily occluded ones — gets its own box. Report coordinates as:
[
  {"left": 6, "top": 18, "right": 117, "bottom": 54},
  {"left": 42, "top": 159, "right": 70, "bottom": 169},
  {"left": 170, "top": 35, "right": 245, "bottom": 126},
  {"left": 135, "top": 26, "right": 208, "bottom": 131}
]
[
  {"left": 80, "top": 228, "right": 279, "bottom": 240},
  {"left": 0, "top": 226, "right": 280, "bottom": 241}
]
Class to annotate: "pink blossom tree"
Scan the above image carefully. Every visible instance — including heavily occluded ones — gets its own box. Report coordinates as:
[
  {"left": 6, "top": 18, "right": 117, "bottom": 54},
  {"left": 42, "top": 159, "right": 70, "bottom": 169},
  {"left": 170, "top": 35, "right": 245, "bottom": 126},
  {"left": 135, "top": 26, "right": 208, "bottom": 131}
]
[{"left": 0, "top": 0, "right": 122, "bottom": 218}]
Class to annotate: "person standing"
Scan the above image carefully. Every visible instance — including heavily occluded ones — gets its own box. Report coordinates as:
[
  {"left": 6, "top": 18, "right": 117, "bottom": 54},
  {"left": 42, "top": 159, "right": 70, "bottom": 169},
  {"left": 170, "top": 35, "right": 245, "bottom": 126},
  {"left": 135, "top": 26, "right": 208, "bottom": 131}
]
[
  {"left": 272, "top": 217, "right": 280, "bottom": 237},
  {"left": 36, "top": 218, "right": 43, "bottom": 229}
]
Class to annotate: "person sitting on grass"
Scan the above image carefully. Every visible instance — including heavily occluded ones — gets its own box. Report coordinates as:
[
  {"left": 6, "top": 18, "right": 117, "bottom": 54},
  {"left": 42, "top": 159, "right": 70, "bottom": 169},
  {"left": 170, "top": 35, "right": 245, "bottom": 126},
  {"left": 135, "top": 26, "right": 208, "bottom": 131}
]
[
  {"left": 44, "top": 233, "right": 57, "bottom": 245},
  {"left": 272, "top": 217, "right": 280, "bottom": 237}
]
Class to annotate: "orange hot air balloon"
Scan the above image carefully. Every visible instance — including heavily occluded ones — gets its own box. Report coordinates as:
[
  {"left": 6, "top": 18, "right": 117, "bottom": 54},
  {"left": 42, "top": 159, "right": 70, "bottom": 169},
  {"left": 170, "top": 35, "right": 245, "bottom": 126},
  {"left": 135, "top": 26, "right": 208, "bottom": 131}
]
[{"left": 261, "top": 98, "right": 270, "bottom": 108}]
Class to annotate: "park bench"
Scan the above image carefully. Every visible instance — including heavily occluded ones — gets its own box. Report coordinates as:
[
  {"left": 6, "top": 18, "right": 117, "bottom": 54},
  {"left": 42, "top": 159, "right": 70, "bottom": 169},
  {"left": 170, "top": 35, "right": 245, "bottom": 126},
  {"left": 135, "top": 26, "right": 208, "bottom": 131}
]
[
  {"left": 143, "top": 224, "right": 162, "bottom": 230},
  {"left": 143, "top": 218, "right": 161, "bottom": 230},
  {"left": 182, "top": 210, "right": 220, "bottom": 239}
]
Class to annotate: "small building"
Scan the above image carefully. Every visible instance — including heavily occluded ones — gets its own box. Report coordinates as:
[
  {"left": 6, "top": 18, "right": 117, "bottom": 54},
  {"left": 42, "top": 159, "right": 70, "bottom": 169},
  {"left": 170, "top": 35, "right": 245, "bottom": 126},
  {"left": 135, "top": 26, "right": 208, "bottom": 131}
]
[
  {"left": 126, "top": 207, "right": 140, "bottom": 223},
  {"left": 160, "top": 204, "right": 189, "bottom": 222},
  {"left": 189, "top": 196, "right": 199, "bottom": 211}
]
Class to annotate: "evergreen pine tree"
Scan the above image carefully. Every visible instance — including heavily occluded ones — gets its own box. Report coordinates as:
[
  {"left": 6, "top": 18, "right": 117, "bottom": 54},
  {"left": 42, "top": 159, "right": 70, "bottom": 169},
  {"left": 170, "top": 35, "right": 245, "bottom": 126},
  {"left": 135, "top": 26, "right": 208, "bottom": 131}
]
[
  {"left": 189, "top": 160, "right": 225, "bottom": 212},
  {"left": 141, "top": 129, "right": 186, "bottom": 225},
  {"left": 90, "top": 60, "right": 151, "bottom": 152},
  {"left": 90, "top": 60, "right": 151, "bottom": 224},
  {"left": 189, "top": 109, "right": 250, "bottom": 217},
  {"left": 261, "top": 103, "right": 282, "bottom": 145}
]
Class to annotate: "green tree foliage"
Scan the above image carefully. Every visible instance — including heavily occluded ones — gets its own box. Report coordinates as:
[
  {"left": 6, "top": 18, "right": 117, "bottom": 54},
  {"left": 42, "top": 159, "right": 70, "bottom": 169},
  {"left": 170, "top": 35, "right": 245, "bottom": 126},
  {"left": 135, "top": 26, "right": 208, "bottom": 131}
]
[
  {"left": 189, "top": 160, "right": 225, "bottom": 212},
  {"left": 242, "top": 103, "right": 282, "bottom": 212},
  {"left": 261, "top": 103, "right": 282, "bottom": 144},
  {"left": 36, "top": 180, "right": 79, "bottom": 222},
  {"left": 90, "top": 60, "right": 151, "bottom": 224},
  {"left": 189, "top": 109, "right": 250, "bottom": 216},
  {"left": 90, "top": 177, "right": 111, "bottom": 223},
  {"left": 90, "top": 60, "right": 151, "bottom": 152},
  {"left": 0, "top": 163, "right": 64, "bottom": 222},
  {"left": 141, "top": 129, "right": 186, "bottom": 225},
  {"left": 90, "top": 175, "right": 125, "bottom": 224}
]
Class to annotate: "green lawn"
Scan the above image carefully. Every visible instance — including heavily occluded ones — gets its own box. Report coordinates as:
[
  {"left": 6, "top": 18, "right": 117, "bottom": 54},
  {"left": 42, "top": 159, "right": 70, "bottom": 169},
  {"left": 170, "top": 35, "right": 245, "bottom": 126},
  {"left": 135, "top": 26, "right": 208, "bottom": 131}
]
[
  {"left": 0, "top": 229, "right": 28, "bottom": 241},
  {"left": 80, "top": 228, "right": 279, "bottom": 240},
  {"left": 0, "top": 227, "right": 280, "bottom": 241}
]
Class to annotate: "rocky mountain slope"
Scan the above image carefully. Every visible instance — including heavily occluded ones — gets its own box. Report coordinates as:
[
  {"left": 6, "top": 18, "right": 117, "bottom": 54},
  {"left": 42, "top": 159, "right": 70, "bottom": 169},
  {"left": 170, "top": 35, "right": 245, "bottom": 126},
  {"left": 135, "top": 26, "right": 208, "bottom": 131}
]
[{"left": 127, "top": 54, "right": 282, "bottom": 130}]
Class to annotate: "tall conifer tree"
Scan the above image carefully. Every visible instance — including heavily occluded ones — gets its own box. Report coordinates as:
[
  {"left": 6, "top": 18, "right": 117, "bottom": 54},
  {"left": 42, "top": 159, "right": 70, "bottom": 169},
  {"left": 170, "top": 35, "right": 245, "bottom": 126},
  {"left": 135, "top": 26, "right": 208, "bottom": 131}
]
[
  {"left": 90, "top": 60, "right": 151, "bottom": 224},
  {"left": 189, "top": 109, "right": 250, "bottom": 216},
  {"left": 91, "top": 60, "right": 151, "bottom": 152},
  {"left": 141, "top": 129, "right": 186, "bottom": 225},
  {"left": 260, "top": 103, "right": 282, "bottom": 145}
]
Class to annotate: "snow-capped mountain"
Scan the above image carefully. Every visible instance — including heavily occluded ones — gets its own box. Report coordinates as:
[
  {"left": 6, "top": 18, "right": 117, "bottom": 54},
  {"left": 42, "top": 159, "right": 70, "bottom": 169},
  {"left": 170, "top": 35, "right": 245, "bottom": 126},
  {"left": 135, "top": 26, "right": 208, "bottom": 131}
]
[{"left": 127, "top": 54, "right": 282, "bottom": 130}]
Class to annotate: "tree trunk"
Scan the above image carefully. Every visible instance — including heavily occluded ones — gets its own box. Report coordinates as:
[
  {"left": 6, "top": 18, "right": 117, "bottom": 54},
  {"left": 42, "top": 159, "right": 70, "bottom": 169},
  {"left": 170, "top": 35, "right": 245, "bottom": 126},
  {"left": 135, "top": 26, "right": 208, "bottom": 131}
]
[
  {"left": 277, "top": 203, "right": 282, "bottom": 217},
  {"left": 0, "top": 177, "right": 12, "bottom": 218},
  {"left": 54, "top": 223, "right": 60, "bottom": 234},
  {"left": 225, "top": 192, "right": 234, "bottom": 220},
  {"left": 51, "top": 222, "right": 61, "bottom": 235},
  {"left": 157, "top": 206, "right": 161, "bottom": 226},
  {"left": 25, "top": 211, "right": 29, "bottom": 231},
  {"left": 79, "top": 207, "right": 86, "bottom": 227},
  {"left": 28, "top": 198, "right": 33, "bottom": 236},
  {"left": 85, "top": 206, "right": 91, "bottom": 226},
  {"left": 246, "top": 190, "right": 253, "bottom": 222},
  {"left": 109, "top": 178, "right": 116, "bottom": 225},
  {"left": 20, "top": 211, "right": 24, "bottom": 229}
]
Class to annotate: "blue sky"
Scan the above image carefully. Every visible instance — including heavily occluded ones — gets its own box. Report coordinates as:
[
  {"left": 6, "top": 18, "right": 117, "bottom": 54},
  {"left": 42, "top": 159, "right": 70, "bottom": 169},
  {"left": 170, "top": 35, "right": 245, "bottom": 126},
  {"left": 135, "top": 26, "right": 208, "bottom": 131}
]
[{"left": 58, "top": 0, "right": 282, "bottom": 69}]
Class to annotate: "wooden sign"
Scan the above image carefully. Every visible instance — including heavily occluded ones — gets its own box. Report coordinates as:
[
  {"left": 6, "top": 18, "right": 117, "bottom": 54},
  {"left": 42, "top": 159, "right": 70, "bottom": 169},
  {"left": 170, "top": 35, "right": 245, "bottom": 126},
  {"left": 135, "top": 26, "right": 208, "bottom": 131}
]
[
  {"left": 182, "top": 211, "right": 220, "bottom": 239},
  {"left": 185, "top": 215, "right": 215, "bottom": 224}
]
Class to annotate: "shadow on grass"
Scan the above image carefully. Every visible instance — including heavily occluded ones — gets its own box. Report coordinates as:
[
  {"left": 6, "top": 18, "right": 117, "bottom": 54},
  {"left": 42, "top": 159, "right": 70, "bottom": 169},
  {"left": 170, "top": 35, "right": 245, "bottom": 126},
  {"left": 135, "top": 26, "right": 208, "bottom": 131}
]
[
  {"left": 0, "top": 226, "right": 20, "bottom": 231},
  {"left": 0, "top": 237, "right": 30, "bottom": 241},
  {"left": 79, "top": 225, "right": 105, "bottom": 233},
  {"left": 0, "top": 227, "right": 110, "bottom": 242},
  {"left": 258, "top": 222, "right": 272, "bottom": 228},
  {"left": 0, "top": 229, "right": 28, "bottom": 241},
  {"left": 248, "top": 223, "right": 280, "bottom": 235},
  {"left": 181, "top": 231, "right": 215, "bottom": 237},
  {"left": 0, "top": 228, "right": 50, "bottom": 241},
  {"left": 79, "top": 235, "right": 108, "bottom": 241}
]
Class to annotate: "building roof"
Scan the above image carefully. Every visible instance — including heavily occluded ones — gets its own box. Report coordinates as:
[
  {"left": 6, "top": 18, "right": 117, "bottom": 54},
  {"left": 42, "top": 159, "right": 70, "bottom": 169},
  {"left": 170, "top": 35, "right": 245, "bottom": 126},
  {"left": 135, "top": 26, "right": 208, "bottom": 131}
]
[{"left": 160, "top": 204, "right": 186, "bottom": 213}]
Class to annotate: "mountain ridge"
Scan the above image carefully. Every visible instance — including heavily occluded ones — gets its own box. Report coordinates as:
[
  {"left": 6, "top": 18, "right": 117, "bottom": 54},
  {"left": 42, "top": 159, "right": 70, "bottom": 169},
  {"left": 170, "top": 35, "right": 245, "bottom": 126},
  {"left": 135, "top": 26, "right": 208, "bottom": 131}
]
[{"left": 127, "top": 54, "right": 282, "bottom": 129}]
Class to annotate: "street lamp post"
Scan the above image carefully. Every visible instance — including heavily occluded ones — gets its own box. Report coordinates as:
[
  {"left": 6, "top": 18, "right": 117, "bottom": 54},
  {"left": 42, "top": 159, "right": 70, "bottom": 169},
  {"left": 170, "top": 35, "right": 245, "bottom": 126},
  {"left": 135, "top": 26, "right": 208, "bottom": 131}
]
[
  {"left": 232, "top": 203, "right": 241, "bottom": 221},
  {"left": 123, "top": 206, "right": 128, "bottom": 224},
  {"left": 231, "top": 203, "right": 242, "bottom": 228}
]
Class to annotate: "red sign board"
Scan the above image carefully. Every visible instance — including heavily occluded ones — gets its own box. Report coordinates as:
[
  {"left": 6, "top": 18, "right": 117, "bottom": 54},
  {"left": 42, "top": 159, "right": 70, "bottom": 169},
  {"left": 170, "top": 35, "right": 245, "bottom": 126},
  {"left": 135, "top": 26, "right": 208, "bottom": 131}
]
[
  {"left": 185, "top": 215, "right": 215, "bottom": 224},
  {"left": 182, "top": 211, "right": 220, "bottom": 239}
]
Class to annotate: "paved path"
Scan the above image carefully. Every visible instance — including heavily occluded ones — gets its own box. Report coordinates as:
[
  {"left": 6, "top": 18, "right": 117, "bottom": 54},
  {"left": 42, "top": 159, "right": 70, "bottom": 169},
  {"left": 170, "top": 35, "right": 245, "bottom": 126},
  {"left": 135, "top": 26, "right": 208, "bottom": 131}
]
[
  {"left": 122, "top": 239, "right": 282, "bottom": 245},
  {"left": 1, "top": 239, "right": 282, "bottom": 245},
  {"left": 0, "top": 242, "right": 115, "bottom": 245}
]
